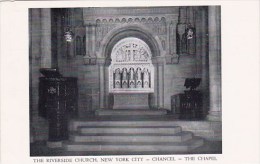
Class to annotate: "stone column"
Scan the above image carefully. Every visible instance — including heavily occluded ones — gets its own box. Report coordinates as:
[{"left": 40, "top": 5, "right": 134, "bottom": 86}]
[
  {"left": 166, "top": 21, "right": 171, "bottom": 54},
  {"left": 201, "top": 7, "right": 210, "bottom": 117},
  {"left": 97, "top": 58, "right": 106, "bottom": 109},
  {"left": 104, "top": 63, "right": 110, "bottom": 108},
  {"left": 207, "top": 6, "right": 221, "bottom": 121},
  {"left": 157, "top": 57, "right": 165, "bottom": 108},
  {"left": 92, "top": 25, "right": 96, "bottom": 55},
  {"left": 85, "top": 26, "right": 89, "bottom": 55},
  {"left": 40, "top": 8, "right": 52, "bottom": 68},
  {"left": 152, "top": 58, "right": 158, "bottom": 108},
  {"left": 195, "top": 7, "right": 209, "bottom": 117},
  {"left": 87, "top": 24, "right": 96, "bottom": 56},
  {"left": 88, "top": 25, "right": 92, "bottom": 56},
  {"left": 171, "top": 19, "right": 177, "bottom": 55}
]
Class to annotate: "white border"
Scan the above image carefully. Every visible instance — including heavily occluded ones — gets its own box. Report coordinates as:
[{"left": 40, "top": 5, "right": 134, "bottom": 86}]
[{"left": 0, "top": 1, "right": 260, "bottom": 164}]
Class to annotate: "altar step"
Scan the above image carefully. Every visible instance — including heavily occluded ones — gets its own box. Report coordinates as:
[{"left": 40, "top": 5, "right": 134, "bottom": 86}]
[
  {"left": 95, "top": 109, "right": 167, "bottom": 116},
  {"left": 65, "top": 138, "right": 203, "bottom": 152},
  {"left": 64, "top": 120, "right": 204, "bottom": 154},
  {"left": 78, "top": 126, "right": 182, "bottom": 134}
]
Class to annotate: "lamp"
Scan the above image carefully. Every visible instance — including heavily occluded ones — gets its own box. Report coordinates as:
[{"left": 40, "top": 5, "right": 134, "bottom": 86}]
[
  {"left": 62, "top": 9, "right": 74, "bottom": 42},
  {"left": 186, "top": 24, "right": 195, "bottom": 40}
]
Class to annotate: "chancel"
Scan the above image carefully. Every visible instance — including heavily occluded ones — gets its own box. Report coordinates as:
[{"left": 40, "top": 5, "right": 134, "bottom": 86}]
[{"left": 29, "top": 6, "right": 222, "bottom": 155}]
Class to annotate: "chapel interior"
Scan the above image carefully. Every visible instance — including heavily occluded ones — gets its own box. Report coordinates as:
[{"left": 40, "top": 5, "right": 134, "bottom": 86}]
[{"left": 29, "top": 6, "right": 222, "bottom": 155}]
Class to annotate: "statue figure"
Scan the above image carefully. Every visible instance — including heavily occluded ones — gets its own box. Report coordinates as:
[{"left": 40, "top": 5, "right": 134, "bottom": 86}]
[
  {"left": 127, "top": 50, "right": 131, "bottom": 61},
  {"left": 136, "top": 67, "right": 142, "bottom": 88},
  {"left": 139, "top": 48, "right": 148, "bottom": 61},
  {"left": 133, "top": 50, "right": 140, "bottom": 61},
  {"left": 115, "top": 81, "right": 121, "bottom": 88},
  {"left": 122, "top": 68, "right": 128, "bottom": 88},
  {"left": 115, "top": 68, "right": 121, "bottom": 80},
  {"left": 114, "top": 68, "right": 121, "bottom": 88},
  {"left": 129, "top": 68, "right": 135, "bottom": 88},
  {"left": 136, "top": 81, "right": 142, "bottom": 88},
  {"left": 136, "top": 67, "right": 142, "bottom": 81},
  {"left": 129, "top": 81, "right": 135, "bottom": 88},
  {"left": 122, "top": 81, "right": 128, "bottom": 88},
  {"left": 143, "top": 68, "right": 150, "bottom": 88},
  {"left": 122, "top": 68, "right": 127, "bottom": 81},
  {"left": 129, "top": 68, "right": 135, "bottom": 80}
]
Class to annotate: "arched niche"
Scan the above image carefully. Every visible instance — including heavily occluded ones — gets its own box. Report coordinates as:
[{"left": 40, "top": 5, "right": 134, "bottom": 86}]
[
  {"left": 98, "top": 26, "right": 164, "bottom": 109},
  {"left": 109, "top": 37, "right": 154, "bottom": 93},
  {"left": 98, "top": 24, "right": 164, "bottom": 59}
]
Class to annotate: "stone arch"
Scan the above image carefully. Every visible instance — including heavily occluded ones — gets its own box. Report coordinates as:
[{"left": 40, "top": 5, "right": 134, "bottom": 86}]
[
  {"left": 154, "top": 17, "right": 159, "bottom": 22},
  {"left": 98, "top": 24, "right": 164, "bottom": 110},
  {"left": 97, "top": 24, "right": 164, "bottom": 59}
]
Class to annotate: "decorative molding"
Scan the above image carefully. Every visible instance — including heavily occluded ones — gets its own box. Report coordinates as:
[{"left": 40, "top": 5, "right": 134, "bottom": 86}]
[
  {"left": 95, "top": 16, "right": 167, "bottom": 25},
  {"left": 83, "top": 7, "right": 179, "bottom": 17},
  {"left": 96, "top": 57, "right": 106, "bottom": 65},
  {"left": 94, "top": 17, "right": 168, "bottom": 40},
  {"left": 111, "top": 37, "right": 152, "bottom": 63},
  {"left": 81, "top": 7, "right": 185, "bottom": 61}
]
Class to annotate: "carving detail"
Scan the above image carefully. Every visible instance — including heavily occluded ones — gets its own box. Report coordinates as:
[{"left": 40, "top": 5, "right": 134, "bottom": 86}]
[{"left": 109, "top": 37, "right": 154, "bottom": 93}]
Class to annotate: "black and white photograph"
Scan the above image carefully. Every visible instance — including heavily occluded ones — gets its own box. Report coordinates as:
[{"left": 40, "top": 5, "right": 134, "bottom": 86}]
[
  {"left": 0, "top": 1, "right": 259, "bottom": 164},
  {"left": 29, "top": 6, "right": 222, "bottom": 156}
]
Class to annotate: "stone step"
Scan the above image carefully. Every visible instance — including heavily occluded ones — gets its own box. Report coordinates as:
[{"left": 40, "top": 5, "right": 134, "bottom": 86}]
[
  {"left": 70, "top": 121, "right": 179, "bottom": 131},
  {"left": 78, "top": 126, "right": 182, "bottom": 134},
  {"left": 96, "top": 109, "right": 167, "bottom": 116},
  {"left": 70, "top": 131, "right": 193, "bottom": 143},
  {"left": 64, "top": 137, "right": 204, "bottom": 152}
]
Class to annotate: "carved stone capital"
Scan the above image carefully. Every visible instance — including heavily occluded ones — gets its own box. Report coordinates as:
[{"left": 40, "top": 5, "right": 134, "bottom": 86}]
[
  {"left": 83, "top": 56, "right": 97, "bottom": 65},
  {"left": 152, "top": 56, "right": 165, "bottom": 65},
  {"left": 165, "top": 54, "right": 180, "bottom": 64},
  {"left": 96, "top": 57, "right": 106, "bottom": 65}
]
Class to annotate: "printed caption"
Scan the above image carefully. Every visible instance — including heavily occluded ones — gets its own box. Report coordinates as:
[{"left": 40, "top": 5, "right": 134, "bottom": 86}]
[{"left": 33, "top": 156, "right": 218, "bottom": 163}]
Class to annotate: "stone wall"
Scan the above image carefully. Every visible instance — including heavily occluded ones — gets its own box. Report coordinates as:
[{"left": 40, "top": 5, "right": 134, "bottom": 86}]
[
  {"left": 164, "top": 55, "right": 199, "bottom": 109},
  {"left": 55, "top": 7, "right": 208, "bottom": 113},
  {"left": 30, "top": 9, "right": 50, "bottom": 142},
  {"left": 29, "top": 7, "right": 211, "bottom": 142}
]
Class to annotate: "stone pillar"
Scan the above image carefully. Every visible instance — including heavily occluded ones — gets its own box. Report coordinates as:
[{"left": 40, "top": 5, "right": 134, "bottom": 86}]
[
  {"left": 40, "top": 8, "right": 52, "bottom": 68},
  {"left": 195, "top": 9, "right": 202, "bottom": 76},
  {"left": 207, "top": 6, "right": 221, "bottom": 121},
  {"left": 88, "top": 25, "right": 92, "bottom": 56},
  {"left": 85, "top": 26, "right": 89, "bottom": 55},
  {"left": 152, "top": 58, "right": 158, "bottom": 108},
  {"left": 92, "top": 25, "right": 96, "bottom": 55},
  {"left": 157, "top": 57, "right": 165, "bottom": 108},
  {"left": 195, "top": 7, "right": 209, "bottom": 117},
  {"left": 87, "top": 24, "right": 96, "bottom": 56},
  {"left": 167, "top": 19, "right": 177, "bottom": 55},
  {"left": 97, "top": 58, "right": 106, "bottom": 109},
  {"left": 201, "top": 7, "right": 210, "bottom": 117},
  {"left": 104, "top": 63, "right": 110, "bottom": 108},
  {"left": 166, "top": 21, "right": 171, "bottom": 54},
  {"left": 30, "top": 9, "right": 49, "bottom": 143},
  {"left": 171, "top": 20, "right": 177, "bottom": 55}
]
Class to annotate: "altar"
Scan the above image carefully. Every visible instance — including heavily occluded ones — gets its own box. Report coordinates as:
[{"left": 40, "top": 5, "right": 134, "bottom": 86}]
[
  {"left": 108, "top": 37, "right": 154, "bottom": 110},
  {"left": 113, "top": 93, "right": 149, "bottom": 109}
]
